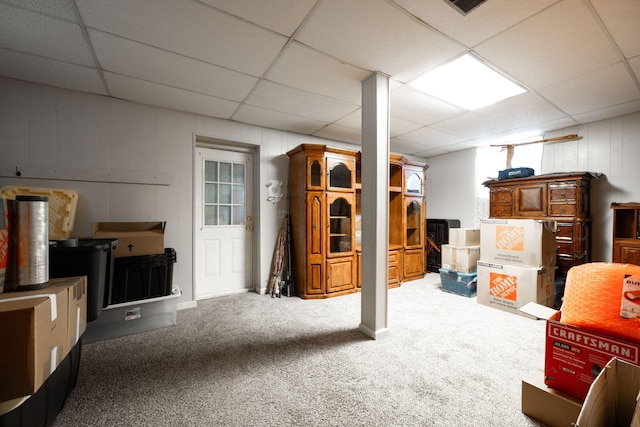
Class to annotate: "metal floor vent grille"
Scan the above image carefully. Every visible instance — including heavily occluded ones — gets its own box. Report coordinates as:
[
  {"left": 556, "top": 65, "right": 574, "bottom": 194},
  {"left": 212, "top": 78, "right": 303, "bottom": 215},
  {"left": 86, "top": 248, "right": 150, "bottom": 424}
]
[{"left": 447, "top": 0, "right": 488, "bottom": 15}]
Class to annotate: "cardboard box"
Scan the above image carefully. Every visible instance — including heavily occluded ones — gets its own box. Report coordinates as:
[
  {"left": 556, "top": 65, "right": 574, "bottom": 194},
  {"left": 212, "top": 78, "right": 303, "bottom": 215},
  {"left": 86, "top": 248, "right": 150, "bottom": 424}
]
[
  {"left": 543, "top": 310, "right": 640, "bottom": 401},
  {"left": 92, "top": 221, "right": 166, "bottom": 257},
  {"left": 480, "top": 219, "right": 556, "bottom": 267},
  {"left": 575, "top": 358, "right": 640, "bottom": 427},
  {"left": 441, "top": 244, "right": 480, "bottom": 274},
  {"left": 449, "top": 228, "right": 480, "bottom": 246},
  {"left": 439, "top": 269, "right": 477, "bottom": 297},
  {"left": 54, "top": 276, "right": 87, "bottom": 354},
  {"left": 0, "top": 283, "right": 69, "bottom": 401},
  {"left": 477, "top": 261, "right": 555, "bottom": 314},
  {"left": 521, "top": 371, "right": 583, "bottom": 427}
]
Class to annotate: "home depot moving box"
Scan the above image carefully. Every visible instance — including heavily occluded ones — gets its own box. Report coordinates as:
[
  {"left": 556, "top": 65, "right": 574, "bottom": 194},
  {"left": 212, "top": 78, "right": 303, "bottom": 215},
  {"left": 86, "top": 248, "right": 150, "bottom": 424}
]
[
  {"left": 92, "top": 221, "right": 165, "bottom": 257},
  {"left": 480, "top": 219, "right": 556, "bottom": 267},
  {"left": 477, "top": 261, "right": 554, "bottom": 314}
]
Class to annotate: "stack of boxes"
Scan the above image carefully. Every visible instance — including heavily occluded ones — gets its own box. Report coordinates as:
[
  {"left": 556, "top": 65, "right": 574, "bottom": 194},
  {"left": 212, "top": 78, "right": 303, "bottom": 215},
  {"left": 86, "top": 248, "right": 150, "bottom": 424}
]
[
  {"left": 477, "top": 219, "right": 556, "bottom": 314},
  {"left": 439, "top": 228, "right": 481, "bottom": 297}
]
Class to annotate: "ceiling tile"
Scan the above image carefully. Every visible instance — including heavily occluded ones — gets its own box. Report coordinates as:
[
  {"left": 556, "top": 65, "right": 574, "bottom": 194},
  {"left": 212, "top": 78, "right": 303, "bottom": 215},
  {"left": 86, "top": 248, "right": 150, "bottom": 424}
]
[
  {"left": 475, "top": 0, "right": 621, "bottom": 89},
  {"left": 334, "top": 109, "right": 361, "bottom": 130},
  {"left": 245, "top": 80, "right": 359, "bottom": 123},
  {"left": 394, "top": 0, "right": 561, "bottom": 47},
  {"left": 390, "top": 116, "right": 423, "bottom": 137},
  {"left": 266, "top": 42, "right": 370, "bottom": 105},
  {"left": 104, "top": 72, "right": 240, "bottom": 118},
  {"left": 390, "top": 138, "right": 427, "bottom": 155},
  {"left": 0, "top": 3, "right": 94, "bottom": 66},
  {"left": 538, "top": 62, "right": 640, "bottom": 115},
  {"left": 629, "top": 56, "right": 640, "bottom": 81},
  {"left": 233, "top": 104, "right": 327, "bottom": 135},
  {"left": 591, "top": 0, "right": 640, "bottom": 59},
  {"left": 394, "top": 126, "right": 464, "bottom": 147},
  {"left": 476, "top": 91, "right": 568, "bottom": 129},
  {"left": 390, "top": 85, "right": 464, "bottom": 125},
  {"left": 3, "top": 0, "right": 78, "bottom": 20},
  {"left": 76, "top": 0, "right": 287, "bottom": 77},
  {"left": 295, "top": 0, "right": 465, "bottom": 82},
  {"left": 514, "top": 116, "right": 579, "bottom": 136},
  {"left": 411, "top": 146, "right": 450, "bottom": 157},
  {"left": 313, "top": 124, "right": 362, "bottom": 145},
  {"left": 573, "top": 99, "right": 640, "bottom": 124},
  {"left": 430, "top": 112, "right": 509, "bottom": 139},
  {"left": 90, "top": 30, "right": 257, "bottom": 102},
  {"left": 0, "top": 48, "right": 106, "bottom": 94},
  {"left": 198, "top": 0, "right": 316, "bottom": 36}
]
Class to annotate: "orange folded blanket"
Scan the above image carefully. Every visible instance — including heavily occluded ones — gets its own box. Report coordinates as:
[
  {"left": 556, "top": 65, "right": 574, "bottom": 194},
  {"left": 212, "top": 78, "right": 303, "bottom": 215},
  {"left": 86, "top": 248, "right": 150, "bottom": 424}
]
[{"left": 561, "top": 262, "right": 640, "bottom": 343}]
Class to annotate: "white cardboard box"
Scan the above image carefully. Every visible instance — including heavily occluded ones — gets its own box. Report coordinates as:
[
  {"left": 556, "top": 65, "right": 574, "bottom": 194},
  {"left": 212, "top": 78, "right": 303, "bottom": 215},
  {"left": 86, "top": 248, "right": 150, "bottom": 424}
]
[
  {"left": 449, "top": 228, "right": 480, "bottom": 246},
  {"left": 477, "top": 261, "right": 554, "bottom": 314},
  {"left": 441, "top": 244, "right": 480, "bottom": 274},
  {"left": 575, "top": 358, "right": 640, "bottom": 427},
  {"left": 480, "top": 219, "right": 556, "bottom": 268}
]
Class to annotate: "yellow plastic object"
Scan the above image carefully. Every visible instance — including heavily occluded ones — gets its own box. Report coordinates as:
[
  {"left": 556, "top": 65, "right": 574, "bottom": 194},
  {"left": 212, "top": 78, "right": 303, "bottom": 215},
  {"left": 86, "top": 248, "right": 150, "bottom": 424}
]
[{"left": 1, "top": 185, "right": 78, "bottom": 240}]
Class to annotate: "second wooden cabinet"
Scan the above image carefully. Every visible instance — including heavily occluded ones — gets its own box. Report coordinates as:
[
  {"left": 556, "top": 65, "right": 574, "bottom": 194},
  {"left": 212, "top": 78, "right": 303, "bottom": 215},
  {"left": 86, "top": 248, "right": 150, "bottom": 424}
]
[
  {"left": 288, "top": 144, "right": 427, "bottom": 299},
  {"left": 484, "top": 172, "right": 597, "bottom": 276}
]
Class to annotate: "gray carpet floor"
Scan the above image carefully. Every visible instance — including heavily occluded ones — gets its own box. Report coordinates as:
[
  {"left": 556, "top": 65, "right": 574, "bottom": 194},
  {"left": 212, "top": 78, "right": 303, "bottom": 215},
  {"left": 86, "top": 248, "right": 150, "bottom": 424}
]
[{"left": 53, "top": 273, "right": 548, "bottom": 426}]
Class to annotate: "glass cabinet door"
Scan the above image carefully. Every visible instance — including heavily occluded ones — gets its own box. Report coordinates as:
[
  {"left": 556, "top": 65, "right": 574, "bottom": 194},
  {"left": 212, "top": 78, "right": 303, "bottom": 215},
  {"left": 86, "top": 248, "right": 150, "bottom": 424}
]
[
  {"left": 327, "top": 156, "right": 354, "bottom": 191},
  {"left": 328, "top": 194, "right": 353, "bottom": 255},
  {"left": 405, "top": 198, "right": 423, "bottom": 247},
  {"left": 404, "top": 169, "right": 424, "bottom": 196},
  {"left": 306, "top": 157, "right": 324, "bottom": 190}
]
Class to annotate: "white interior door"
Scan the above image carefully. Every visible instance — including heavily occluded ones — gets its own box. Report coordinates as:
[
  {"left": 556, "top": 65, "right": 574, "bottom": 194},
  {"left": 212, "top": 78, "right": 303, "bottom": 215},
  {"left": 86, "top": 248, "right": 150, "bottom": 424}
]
[{"left": 195, "top": 147, "right": 253, "bottom": 299}]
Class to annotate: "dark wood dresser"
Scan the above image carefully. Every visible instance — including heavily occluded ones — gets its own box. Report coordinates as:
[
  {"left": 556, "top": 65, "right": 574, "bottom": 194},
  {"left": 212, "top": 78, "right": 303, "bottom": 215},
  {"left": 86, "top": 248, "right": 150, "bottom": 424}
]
[{"left": 483, "top": 172, "right": 599, "bottom": 277}]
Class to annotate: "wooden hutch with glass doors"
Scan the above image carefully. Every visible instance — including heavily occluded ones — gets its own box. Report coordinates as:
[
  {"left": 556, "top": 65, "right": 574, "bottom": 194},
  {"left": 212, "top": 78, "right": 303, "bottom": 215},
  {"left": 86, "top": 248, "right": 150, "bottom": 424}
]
[{"left": 287, "top": 144, "right": 428, "bottom": 299}]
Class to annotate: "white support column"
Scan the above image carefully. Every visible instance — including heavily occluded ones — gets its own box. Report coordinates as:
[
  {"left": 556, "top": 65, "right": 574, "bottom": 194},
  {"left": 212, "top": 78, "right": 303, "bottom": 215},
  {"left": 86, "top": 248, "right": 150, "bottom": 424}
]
[{"left": 359, "top": 72, "right": 390, "bottom": 340}]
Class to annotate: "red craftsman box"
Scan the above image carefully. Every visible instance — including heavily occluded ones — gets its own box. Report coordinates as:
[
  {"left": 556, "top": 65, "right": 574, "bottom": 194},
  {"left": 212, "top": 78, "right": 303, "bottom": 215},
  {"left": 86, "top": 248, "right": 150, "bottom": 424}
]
[{"left": 544, "top": 311, "right": 640, "bottom": 400}]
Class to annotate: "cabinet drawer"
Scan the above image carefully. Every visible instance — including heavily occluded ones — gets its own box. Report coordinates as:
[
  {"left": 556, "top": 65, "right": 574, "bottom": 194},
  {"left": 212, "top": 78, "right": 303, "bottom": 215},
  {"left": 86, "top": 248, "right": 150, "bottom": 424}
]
[
  {"left": 555, "top": 223, "right": 575, "bottom": 240},
  {"left": 550, "top": 204, "right": 576, "bottom": 216},
  {"left": 491, "top": 191, "right": 513, "bottom": 205},
  {"left": 550, "top": 187, "right": 577, "bottom": 202},
  {"left": 491, "top": 205, "right": 513, "bottom": 217}
]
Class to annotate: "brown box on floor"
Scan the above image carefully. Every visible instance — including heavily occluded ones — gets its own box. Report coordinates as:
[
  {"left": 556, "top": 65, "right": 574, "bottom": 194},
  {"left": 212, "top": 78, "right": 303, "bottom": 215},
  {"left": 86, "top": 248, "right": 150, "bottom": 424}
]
[{"left": 522, "top": 371, "right": 583, "bottom": 427}]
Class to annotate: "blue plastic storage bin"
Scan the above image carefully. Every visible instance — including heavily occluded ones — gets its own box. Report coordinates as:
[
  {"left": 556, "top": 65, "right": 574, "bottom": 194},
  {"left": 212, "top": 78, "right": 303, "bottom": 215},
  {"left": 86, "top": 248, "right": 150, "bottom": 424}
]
[{"left": 439, "top": 268, "right": 477, "bottom": 297}]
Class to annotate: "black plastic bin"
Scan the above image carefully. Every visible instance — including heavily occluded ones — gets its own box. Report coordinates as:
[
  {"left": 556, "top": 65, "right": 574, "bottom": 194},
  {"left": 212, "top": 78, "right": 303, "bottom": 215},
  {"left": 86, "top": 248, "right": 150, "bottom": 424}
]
[
  {"left": 49, "top": 239, "right": 118, "bottom": 322},
  {"left": 110, "top": 248, "right": 176, "bottom": 305}
]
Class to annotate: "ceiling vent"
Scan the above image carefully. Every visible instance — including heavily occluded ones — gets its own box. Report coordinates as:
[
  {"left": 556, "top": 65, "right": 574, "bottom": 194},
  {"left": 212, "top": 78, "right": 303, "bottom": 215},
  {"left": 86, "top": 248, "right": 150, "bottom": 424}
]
[{"left": 446, "top": 0, "right": 488, "bottom": 15}]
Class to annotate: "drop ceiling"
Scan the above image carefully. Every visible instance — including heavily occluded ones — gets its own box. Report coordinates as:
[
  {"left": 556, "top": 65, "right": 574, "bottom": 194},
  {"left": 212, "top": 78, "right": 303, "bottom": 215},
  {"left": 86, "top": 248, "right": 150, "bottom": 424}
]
[{"left": 1, "top": 0, "right": 639, "bottom": 157}]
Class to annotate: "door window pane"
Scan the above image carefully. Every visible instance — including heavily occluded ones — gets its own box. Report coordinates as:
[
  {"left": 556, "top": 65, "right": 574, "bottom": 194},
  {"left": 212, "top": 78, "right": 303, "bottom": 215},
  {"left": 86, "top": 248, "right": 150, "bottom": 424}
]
[
  {"left": 219, "top": 206, "right": 231, "bottom": 225},
  {"left": 219, "top": 184, "right": 232, "bottom": 204},
  {"left": 205, "top": 183, "right": 218, "bottom": 204},
  {"left": 220, "top": 162, "right": 232, "bottom": 183},
  {"left": 233, "top": 164, "right": 245, "bottom": 184},
  {"left": 204, "top": 206, "right": 217, "bottom": 226}
]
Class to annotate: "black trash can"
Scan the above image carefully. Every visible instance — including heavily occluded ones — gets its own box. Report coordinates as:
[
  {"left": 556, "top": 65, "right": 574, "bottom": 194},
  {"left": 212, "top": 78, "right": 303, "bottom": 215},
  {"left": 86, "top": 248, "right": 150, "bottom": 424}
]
[{"left": 49, "top": 239, "right": 118, "bottom": 322}]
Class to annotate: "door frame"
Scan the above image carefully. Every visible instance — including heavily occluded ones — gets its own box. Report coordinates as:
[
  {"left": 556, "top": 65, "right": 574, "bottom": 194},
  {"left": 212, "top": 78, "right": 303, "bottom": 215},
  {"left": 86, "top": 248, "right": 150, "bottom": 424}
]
[{"left": 193, "top": 134, "right": 261, "bottom": 301}]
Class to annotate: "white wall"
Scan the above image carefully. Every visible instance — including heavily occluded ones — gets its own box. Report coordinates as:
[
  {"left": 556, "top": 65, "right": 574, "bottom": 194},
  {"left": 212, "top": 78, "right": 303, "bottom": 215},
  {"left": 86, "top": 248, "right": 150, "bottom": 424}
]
[
  {"left": 425, "top": 111, "right": 640, "bottom": 262},
  {"left": 0, "top": 77, "right": 361, "bottom": 308},
  {"left": 424, "top": 148, "right": 477, "bottom": 227}
]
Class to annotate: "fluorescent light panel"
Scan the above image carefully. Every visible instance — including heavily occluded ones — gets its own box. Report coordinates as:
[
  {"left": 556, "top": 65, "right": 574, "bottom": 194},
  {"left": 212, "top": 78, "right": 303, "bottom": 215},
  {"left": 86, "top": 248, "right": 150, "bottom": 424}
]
[{"left": 410, "top": 54, "right": 526, "bottom": 110}]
